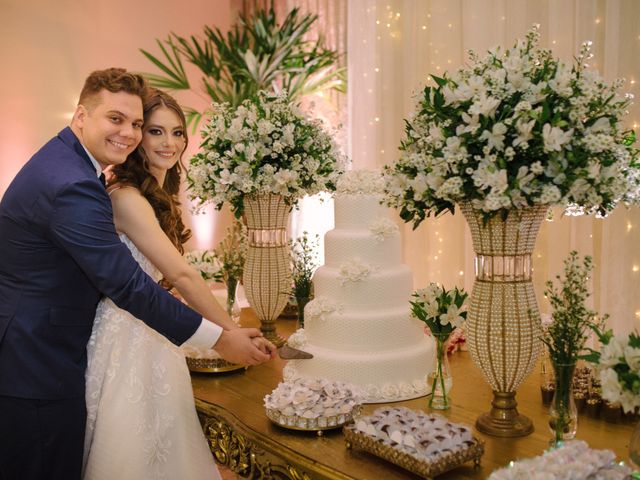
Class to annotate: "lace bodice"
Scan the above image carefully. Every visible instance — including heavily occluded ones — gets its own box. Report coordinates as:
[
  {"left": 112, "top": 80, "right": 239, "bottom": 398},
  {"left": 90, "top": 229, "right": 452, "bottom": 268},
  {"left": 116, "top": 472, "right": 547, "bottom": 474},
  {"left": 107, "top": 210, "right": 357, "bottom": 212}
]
[{"left": 119, "top": 234, "right": 162, "bottom": 282}]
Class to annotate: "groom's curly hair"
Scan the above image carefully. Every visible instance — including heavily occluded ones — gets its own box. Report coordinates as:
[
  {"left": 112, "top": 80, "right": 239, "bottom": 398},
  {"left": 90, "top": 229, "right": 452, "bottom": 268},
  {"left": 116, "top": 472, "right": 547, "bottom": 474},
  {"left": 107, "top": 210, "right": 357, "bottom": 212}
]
[{"left": 110, "top": 89, "right": 191, "bottom": 289}]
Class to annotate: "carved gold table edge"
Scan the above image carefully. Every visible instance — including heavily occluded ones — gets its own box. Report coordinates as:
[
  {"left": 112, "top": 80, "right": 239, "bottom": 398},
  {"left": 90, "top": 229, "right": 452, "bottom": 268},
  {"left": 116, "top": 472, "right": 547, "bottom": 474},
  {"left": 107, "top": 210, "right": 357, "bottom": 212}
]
[{"left": 196, "top": 399, "right": 356, "bottom": 480}]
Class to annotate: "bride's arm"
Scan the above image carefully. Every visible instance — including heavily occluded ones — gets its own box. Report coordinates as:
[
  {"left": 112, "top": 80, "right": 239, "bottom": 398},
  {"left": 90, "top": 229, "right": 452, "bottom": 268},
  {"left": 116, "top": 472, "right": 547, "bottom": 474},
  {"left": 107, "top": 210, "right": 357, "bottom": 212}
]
[{"left": 110, "top": 187, "right": 238, "bottom": 331}]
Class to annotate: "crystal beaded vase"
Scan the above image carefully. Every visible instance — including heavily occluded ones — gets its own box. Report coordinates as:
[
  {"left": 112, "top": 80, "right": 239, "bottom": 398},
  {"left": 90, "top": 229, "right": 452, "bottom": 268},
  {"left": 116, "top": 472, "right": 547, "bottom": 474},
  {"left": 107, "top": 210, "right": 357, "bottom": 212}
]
[
  {"left": 428, "top": 335, "right": 452, "bottom": 410},
  {"left": 459, "top": 202, "right": 547, "bottom": 437},
  {"left": 243, "top": 194, "right": 292, "bottom": 347},
  {"left": 548, "top": 362, "right": 578, "bottom": 446}
]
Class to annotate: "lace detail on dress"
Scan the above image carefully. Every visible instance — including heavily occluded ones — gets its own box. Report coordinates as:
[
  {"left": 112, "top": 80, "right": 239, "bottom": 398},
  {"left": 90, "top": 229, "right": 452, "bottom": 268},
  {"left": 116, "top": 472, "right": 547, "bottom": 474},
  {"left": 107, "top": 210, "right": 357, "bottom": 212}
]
[
  {"left": 83, "top": 234, "right": 217, "bottom": 480},
  {"left": 118, "top": 234, "right": 162, "bottom": 282}
]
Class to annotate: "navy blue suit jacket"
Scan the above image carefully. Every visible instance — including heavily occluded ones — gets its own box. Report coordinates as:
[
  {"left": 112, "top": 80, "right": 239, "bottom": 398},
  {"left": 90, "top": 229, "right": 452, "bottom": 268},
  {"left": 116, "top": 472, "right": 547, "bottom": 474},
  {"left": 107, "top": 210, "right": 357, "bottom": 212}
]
[{"left": 0, "top": 127, "right": 202, "bottom": 399}]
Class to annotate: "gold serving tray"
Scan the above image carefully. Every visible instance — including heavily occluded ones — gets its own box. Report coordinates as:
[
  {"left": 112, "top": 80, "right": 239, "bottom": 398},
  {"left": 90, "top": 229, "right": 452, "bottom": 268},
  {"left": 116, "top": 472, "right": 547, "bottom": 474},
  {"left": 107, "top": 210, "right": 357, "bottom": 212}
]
[
  {"left": 343, "top": 424, "right": 484, "bottom": 479},
  {"left": 266, "top": 407, "right": 359, "bottom": 437},
  {"left": 186, "top": 357, "right": 246, "bottom": 373}
]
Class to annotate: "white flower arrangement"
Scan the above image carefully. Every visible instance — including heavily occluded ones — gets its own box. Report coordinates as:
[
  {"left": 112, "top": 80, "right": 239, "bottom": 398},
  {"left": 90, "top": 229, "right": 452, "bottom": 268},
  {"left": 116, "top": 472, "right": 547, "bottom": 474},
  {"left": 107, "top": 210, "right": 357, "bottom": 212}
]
[
  {"left": 368, "top": 217, "right": 399, "bottom": 242},
  {"left": 411, "top": 283, "right": 468, "bottom": 335},
  {"left": 264, "top": 377, "right": 362, "bottom": 419},
  {"left": 184, "top": 249, "right": 222, "bottom": 281},
  {"left": 384, "top": 25, "right": 639, "bottom": 226},
  {"left": 335, "top": 169, "right": 386, "bottom": 196},
  {"left": 488, "top": 440, "right": 630, "bottom": 479},
  {"left": 584, "top": 328, "right": 640, "bottom": 413},
  {"left": 188, "top": 90, "right": 345, "bottom": 217},
  {"left": 338, "top": 258, "right": 377, "bottom": 284},
  {"left": 304, "top": 296, "right": 342, "bottom": 322}
]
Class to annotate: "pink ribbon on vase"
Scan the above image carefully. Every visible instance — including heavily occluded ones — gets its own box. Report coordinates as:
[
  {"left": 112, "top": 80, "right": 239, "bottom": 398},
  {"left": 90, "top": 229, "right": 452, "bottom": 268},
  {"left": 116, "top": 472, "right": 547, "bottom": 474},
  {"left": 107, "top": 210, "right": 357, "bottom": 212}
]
[
  {"left": 247, "top": 228, "right": 288, "bottom": 247},
  {"left": 474, "top": 254, "right": 532, "bottom": 282}
]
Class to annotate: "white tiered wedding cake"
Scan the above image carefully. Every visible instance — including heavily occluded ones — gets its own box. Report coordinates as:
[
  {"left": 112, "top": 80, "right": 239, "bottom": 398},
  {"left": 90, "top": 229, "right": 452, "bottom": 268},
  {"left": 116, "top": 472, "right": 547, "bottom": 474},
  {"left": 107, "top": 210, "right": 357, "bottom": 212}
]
[{"left": 284, "top": 171, "right": 434, "bottom": 403}]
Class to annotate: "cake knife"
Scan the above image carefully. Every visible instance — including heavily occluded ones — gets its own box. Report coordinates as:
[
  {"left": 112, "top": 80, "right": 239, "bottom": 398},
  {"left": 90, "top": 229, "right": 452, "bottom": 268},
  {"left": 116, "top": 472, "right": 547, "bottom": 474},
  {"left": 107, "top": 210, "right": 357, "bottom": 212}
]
[{"left": 278, "top": 344, "right": 313, "bottom": 359}]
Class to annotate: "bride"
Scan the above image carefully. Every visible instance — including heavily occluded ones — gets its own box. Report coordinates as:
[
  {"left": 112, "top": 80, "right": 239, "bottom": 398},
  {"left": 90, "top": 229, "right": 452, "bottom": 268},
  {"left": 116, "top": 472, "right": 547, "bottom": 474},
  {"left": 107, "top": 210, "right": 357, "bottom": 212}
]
[{"left": 82, "top": 88, "right": 270, "bottom": 479}]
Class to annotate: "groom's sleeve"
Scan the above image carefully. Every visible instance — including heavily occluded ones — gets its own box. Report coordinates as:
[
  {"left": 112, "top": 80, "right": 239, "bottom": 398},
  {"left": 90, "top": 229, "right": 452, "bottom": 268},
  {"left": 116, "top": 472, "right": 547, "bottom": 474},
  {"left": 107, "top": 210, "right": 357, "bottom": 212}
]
[
  {"left": 49, "top": 178, "right": 203, "bottom": 345},
  {"left": 186, "top": 321, "right": 223, "bottom": 350}
]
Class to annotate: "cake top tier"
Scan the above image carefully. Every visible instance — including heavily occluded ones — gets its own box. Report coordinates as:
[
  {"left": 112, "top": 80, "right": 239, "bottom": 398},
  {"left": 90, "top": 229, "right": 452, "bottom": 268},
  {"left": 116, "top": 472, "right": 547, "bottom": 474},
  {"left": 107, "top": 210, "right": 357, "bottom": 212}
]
[{"left": 335, "top": 170, "right": 385, "bottom": 196}]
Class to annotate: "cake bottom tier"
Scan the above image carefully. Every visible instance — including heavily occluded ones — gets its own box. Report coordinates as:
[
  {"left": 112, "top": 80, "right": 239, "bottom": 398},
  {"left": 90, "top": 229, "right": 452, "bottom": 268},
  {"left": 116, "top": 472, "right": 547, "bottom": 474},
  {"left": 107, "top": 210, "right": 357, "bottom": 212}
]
[{"left": 284, "top": 339, "right": 435, "bottom": 403}]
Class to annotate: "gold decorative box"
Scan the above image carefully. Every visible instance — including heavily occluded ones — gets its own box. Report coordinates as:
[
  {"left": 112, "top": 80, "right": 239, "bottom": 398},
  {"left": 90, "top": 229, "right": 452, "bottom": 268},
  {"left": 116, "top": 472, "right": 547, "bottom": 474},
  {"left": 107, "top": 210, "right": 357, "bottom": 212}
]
[{"left": 343, "top": 424, "right": 484, "bottom": 478}]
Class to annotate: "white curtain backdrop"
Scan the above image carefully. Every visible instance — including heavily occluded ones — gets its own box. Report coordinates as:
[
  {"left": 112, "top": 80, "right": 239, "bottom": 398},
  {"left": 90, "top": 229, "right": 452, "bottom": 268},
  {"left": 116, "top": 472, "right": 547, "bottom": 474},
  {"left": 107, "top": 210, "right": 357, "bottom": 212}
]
[{"left": 347, "top": 0, "right": 640, "bottom": 333}]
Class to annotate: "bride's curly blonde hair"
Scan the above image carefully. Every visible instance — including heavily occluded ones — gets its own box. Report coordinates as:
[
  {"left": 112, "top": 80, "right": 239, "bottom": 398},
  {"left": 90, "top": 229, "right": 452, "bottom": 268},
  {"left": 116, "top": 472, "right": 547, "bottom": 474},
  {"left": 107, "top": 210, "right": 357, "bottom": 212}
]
[{"left": 110, "top": 89, "right": 192, "bottom": 262}]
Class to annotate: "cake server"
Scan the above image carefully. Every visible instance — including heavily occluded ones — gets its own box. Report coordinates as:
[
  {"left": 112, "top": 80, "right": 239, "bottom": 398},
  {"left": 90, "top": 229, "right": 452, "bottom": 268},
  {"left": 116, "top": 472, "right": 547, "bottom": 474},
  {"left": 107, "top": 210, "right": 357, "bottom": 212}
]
[{"left": 278, "top": 344, "right": 313, "bottom": 360}]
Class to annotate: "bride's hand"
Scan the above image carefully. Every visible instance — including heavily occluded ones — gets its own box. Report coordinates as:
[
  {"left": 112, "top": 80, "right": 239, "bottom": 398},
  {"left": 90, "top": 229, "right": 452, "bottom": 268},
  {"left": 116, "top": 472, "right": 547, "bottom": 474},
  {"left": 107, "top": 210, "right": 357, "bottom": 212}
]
[
  {"left": 251, "top": 337, "right": 277, "bottom": 359},
  {"left": 212, "top": 328, "right": 272, "bottom": 366}
]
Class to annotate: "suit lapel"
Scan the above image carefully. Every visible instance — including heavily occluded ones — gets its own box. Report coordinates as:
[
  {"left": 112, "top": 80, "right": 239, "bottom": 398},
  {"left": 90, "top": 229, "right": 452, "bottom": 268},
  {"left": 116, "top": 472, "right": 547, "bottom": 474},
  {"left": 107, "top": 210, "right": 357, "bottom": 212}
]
[{"left": 57, "top": 127, "right": 96, "bottom": 175}]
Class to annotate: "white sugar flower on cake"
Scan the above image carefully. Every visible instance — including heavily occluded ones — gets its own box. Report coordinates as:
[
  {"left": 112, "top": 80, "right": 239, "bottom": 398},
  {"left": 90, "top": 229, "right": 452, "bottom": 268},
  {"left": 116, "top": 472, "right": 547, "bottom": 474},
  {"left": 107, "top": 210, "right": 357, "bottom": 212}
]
[
  {"left": 338, "top": 259, "right": 377, "bottom": 284},
  {"left": 305, "top": 297, "right": 342, "bottom": 322},
  {"left": 286, "top": 328, "right": 308, "bottom": 349},
  {"left": 412, "top": 378, "right": 428, "bottom": 394},
  {"left": 399, "top": 382, "right": 415, "bottom": 398},
  {"left": 381, "top": 383, "right": 400, "bottom": 399},
  {"left": 366, "top": 385, "right": 382, "bottom": 400},
  {"left": 335, "top": 169, "right": 386, "bottom": 196},
  {"left": 369, "top": 217, "right": 399, "bottom": 242}
]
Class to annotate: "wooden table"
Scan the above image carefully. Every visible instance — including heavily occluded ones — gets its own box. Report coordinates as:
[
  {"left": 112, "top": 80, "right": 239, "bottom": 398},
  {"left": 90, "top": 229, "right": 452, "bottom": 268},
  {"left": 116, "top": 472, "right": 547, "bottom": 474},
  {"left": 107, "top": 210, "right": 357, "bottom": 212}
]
[{"left": 192, "top": 315, "right": 635, "bottom": 479}]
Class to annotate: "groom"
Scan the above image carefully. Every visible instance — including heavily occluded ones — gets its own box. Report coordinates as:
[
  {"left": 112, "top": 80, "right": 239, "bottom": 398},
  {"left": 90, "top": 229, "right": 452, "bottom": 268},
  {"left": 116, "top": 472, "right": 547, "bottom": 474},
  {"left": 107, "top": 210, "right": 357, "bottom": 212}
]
[{"left": 0, "top": 68, "right": 273, "bottom": 480}]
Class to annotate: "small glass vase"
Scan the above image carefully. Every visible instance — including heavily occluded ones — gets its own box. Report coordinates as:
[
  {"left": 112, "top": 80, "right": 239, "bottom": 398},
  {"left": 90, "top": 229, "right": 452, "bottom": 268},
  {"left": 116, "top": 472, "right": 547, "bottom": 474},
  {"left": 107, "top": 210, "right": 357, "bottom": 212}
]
[
  {"left": 629, "top": 420, "right": 640, "bottom": 469},
  {"left": 548, "top": 362, "right": 578, "bottom": 446},
  {"left": 225, "top": 277, "right": 241, "bottom": 323},
  {"left": 295, "top": 295, "right": 311, "bottom": 329},
  {"left": 428, "top": 335, "right": 452, "bottom": 410}
]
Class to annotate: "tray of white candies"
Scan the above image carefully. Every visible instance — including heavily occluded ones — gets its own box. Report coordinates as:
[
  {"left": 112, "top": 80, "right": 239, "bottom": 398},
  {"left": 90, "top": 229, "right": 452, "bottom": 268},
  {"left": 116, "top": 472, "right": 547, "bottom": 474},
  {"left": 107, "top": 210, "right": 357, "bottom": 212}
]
[
  {"left": 343, "top": 407, "right": 484, "bottom": 478},
  {"left": 264, "top": 378, "right": 363, "bottom": 436}
]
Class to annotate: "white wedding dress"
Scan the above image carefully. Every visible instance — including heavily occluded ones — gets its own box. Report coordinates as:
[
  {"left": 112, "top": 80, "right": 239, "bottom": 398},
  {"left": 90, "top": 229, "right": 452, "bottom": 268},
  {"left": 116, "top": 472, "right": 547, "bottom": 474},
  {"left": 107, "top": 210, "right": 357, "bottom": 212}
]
[{"left": 83, "top": 234, "right": 221, "bottom": 480}]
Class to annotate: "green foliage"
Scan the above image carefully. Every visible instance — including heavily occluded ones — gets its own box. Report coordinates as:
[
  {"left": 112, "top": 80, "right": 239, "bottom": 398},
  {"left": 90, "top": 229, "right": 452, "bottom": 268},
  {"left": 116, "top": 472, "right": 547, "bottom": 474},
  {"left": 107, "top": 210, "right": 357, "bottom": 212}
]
[
  {"left": 139, "top": 6, "right": 345, "bottom": 131},
  {"left": 214, "top": 221, "right": 248, "bottom": 283},
  {"left": 543, "top": 251, "right": 605, "bottom": 365},
  {"left": 290, "top": 231, "right": 320, "bottom": 301}
]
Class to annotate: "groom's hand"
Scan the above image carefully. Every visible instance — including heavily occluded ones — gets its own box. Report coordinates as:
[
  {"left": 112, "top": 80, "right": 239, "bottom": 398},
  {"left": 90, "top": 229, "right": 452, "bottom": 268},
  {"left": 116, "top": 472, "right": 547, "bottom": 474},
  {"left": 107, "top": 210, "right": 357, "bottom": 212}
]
[
  {"left": 213, "top": 328, "right": 272, "bottom": 366},
  {"left": 251, "top": 336, "right": 277, "bottom": 359}
]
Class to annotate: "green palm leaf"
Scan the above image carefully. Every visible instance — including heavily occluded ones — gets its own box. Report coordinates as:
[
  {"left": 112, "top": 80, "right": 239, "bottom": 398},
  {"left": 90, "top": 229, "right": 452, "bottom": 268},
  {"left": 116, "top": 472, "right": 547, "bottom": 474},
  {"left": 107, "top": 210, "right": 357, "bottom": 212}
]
[{"left": 139, "top": 5, "right": 345, "bottom": 129}]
